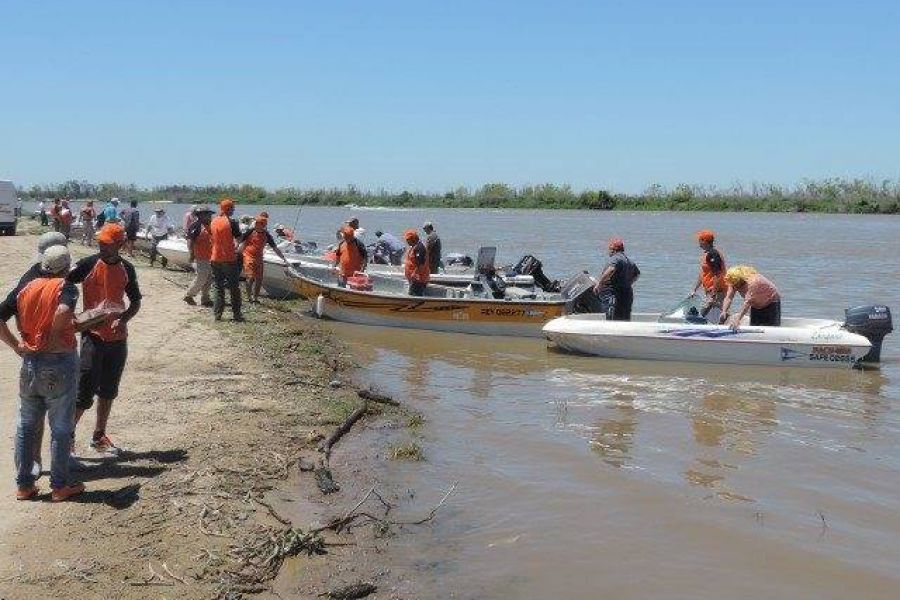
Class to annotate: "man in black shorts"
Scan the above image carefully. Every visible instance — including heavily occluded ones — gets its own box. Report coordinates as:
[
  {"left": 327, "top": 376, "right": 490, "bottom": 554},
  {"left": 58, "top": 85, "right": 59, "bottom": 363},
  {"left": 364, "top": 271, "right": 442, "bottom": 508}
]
[{"left": 67, "top": 224, "right": 141, "bottom": 455}]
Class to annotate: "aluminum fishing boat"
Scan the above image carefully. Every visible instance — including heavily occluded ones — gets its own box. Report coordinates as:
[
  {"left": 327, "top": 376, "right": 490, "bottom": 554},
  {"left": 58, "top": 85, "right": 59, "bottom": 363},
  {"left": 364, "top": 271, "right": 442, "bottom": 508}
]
[{"left": 285, "top": 264, "right": 581, "bottom": 337}]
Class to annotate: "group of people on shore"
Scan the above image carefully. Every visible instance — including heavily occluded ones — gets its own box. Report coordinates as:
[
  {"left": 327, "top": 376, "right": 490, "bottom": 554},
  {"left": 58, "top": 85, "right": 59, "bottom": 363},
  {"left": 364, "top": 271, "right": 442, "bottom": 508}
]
[
  {"left": 332, "top": 216, "right": 442, "bottom": 296},
  {"left": 181, "top": 199, "right": 287, "bottom": 318},
  {"left": 1, "top": 224, "right": 141, "bottom": 502},
  {"left": 593, "top": 229, "right": 781, "bottom": 327}
]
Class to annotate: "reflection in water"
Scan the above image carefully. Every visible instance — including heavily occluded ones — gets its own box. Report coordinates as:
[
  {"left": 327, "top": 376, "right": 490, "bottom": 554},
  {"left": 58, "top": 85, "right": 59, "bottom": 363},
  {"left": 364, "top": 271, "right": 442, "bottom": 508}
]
[{"left": 589, "top": 394, "right": 637, "bottom": 468}]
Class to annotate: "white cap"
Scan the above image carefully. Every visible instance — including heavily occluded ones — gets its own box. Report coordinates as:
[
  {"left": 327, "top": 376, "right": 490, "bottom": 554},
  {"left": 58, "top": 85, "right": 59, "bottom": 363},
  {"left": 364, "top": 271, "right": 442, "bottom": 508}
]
[
  {"left": 41, "top": 245, "right": 71, "bottom": 274},
  {"left": 111, "top": 197, "right": 119, "bottom": 204},
  {"left": 37, "top": 232, "right": 68, "bottom": 256}
]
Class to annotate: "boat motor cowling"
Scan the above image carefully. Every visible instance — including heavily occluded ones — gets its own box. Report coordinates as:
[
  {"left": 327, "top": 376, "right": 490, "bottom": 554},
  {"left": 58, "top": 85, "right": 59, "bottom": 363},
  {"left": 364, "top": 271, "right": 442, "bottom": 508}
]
[
  {"left": 513, "top": 255, "right": 560, "bottom": 292},
  {"left": 844, "top": 305, "right": 892, "bottom": 363}
]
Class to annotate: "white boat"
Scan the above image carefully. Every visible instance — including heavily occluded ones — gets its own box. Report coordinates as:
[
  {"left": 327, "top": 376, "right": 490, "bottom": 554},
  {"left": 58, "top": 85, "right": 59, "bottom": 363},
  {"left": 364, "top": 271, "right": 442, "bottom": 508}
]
[{"left": 543, "top": 303, "right": 892, "bottom": 369}]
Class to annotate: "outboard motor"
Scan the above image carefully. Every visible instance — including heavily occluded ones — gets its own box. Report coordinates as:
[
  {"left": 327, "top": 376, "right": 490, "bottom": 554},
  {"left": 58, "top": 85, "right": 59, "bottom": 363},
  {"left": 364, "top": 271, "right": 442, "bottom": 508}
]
[
  {"left": 844, "top": 305, "right": 893, "bottom": 363},
  {"left": 559, "top": 273, "right": 601, "bottom": 314},
  {"left": 513, "top": 255, "right": 560, "bottom": 293},
  {"left": 477, "top": 271, "right": 507, "bottom": 299}
]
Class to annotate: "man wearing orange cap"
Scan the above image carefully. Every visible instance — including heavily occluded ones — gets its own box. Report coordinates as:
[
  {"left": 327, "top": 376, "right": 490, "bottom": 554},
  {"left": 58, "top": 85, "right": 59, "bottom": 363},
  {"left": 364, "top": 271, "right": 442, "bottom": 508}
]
[
  {"left": 592, "top": 237, "right": 640, "bottom": 321},
  {"left": 67, "top": 223, "right": 142, "bottom": 455},
  {"left": 403, "top": 229, "right": 430, "bottom": 296},
  {"left": 240, "top": 214, "right": 288, "bottom": 303},
  {"left": 690, "top": 229, "right": 727, "bottom": 318},
  {"left": 209, "top": 198, "right": 243, "bottom": 321},
  {"left": 332, "top": 225, "right": 368, "bottom": 287}
]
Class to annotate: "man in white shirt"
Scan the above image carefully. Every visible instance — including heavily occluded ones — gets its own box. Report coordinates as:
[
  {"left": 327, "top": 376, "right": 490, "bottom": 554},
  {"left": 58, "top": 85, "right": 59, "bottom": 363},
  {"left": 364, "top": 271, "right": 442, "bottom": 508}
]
[{"left": 147, "top": 208, "right": 173, "bottom": 267}]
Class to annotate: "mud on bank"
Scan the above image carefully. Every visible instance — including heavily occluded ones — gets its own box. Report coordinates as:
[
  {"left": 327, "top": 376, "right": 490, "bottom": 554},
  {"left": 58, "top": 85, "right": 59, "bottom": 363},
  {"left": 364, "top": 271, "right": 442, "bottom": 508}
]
[{"left": 0, "top": 235, "right": 435, "bottom": 600}]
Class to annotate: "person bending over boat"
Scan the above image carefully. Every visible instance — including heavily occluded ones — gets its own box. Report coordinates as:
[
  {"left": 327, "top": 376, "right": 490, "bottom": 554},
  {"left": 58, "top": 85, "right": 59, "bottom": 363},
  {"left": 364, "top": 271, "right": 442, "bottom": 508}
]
[
  {"left": 593, "top": 237, "right": 640, "bottom": 321},
  {"left": 373, "top": 231, "right": 405, "bottom": 265},
  {"left": 689, "top": 229, "right": 727, "bottom": 318},
  {"left": 241, "top": 214, "right": 288, "bottom": 303},
  {"left": 404, "top": 229, "right": 430, "bottom": 296},
  {"left": 720, "top": 265, "right": 781, "bottom": 328},
  {"left": 333, "top": 225, "right": 368, "bottom": 287}
]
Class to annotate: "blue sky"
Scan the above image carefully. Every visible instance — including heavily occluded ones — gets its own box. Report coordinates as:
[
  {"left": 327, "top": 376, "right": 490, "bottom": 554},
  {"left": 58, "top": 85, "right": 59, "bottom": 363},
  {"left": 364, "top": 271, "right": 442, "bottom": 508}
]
[{"left": 2, "top": 1, "right": 898, "bottom": 192}]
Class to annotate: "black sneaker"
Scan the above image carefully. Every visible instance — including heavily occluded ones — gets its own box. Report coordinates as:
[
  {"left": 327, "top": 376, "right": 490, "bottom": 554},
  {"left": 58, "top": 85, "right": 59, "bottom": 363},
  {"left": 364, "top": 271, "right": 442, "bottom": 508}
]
[
  {"left": 233, "top": 314, "right": 246, "bottom": 323},
  {"left": 183, "top": 296, "right": 196, "bottom": 306}
]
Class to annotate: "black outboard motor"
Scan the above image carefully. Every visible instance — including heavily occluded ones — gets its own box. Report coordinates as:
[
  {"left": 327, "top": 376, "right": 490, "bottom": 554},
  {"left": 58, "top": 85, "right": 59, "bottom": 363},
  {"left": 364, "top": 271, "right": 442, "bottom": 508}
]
[
  {"left": 477, "top": 271, "right": 507, "bottom": 299},
  {"left": 513, "top": 255, "right": 560, "bottom": 292},
  {"left": 844, "top": 305, "right": 893, "bottom": 363}
]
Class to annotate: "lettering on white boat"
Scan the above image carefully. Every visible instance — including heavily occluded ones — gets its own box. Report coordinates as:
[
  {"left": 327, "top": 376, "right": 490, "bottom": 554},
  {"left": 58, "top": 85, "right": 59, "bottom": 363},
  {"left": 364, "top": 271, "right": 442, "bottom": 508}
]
[
  {"left": 781, "top": 345, "right": 856, "bottom": 363},
  {"left": 808, "top": 345, "right": 855, "bottom": 363},
  {"left": 810, "top": 331, "right": 843, "bottom": 341}
]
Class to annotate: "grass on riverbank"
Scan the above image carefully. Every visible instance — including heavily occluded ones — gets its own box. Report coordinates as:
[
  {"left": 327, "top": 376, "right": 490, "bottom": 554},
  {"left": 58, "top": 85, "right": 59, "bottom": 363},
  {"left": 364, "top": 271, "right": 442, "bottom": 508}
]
[{"left": 18, "top": 178, "right": 900, "bottom": 214}]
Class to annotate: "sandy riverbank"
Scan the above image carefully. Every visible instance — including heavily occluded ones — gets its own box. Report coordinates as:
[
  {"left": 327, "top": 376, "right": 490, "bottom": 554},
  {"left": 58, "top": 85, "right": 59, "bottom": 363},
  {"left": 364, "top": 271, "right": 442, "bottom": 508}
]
[{"left": 0, "top": 231, "right": 433, "bottom": 599}]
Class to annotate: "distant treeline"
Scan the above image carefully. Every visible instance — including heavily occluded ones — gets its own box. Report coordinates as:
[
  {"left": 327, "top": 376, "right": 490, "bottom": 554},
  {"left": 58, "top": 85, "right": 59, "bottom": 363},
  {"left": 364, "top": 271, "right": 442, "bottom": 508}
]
[{"left": 17, "top": 179, "right": 900, "bottom": 214}]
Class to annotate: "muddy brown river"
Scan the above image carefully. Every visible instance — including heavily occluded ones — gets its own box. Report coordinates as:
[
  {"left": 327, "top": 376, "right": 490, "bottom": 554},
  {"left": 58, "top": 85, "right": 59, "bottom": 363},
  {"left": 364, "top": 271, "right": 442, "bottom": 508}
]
[
  {"left": 182, "top": 204, "right": 900, "bottom": 597},
  {"left": 252, "top": 207, "right": 895, "bottom": 599}
]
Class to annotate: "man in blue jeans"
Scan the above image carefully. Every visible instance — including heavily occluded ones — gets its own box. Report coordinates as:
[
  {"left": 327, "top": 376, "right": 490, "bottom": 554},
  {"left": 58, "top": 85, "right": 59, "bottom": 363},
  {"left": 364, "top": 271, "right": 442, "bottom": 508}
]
[{"left": 0, "top": 246, "right": 86, "bottom": 502}]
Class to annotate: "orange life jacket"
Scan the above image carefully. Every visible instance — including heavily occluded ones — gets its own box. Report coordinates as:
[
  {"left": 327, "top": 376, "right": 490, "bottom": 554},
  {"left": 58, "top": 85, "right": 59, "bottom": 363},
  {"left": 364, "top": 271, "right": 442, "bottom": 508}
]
[
  {"left": 16, "top": 278, "right": 76, "bottom": 352},
  {"left": 210, "top": 215, "right": 237, "bottom": 262},
  {"left": 405, "top": 241, "right": 430, "bottom": 284},
  {"left": 336, "top": 239, "right": 364, "bottom": 278},
  {"left": 244, "top": 229, "right": 267, "bottom": 259},
  {"left": 193, "top": 224, "right": 213, "bottom": 261},
  {"left": 699, "top": 248, "right": 727, "bottom": 293},
  {"left": 82, "top": 259, "right": 130, "bottom": 341}
]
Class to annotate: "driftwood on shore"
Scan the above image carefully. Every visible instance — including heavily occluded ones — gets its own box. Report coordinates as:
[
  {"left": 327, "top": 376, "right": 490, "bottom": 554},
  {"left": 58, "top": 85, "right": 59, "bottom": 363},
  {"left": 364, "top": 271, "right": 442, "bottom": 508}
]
[
  {"left": 318, "top": 401, "right": 369, "bottom": 460},
  {"left": 357, "top": 389, "right": 400, "bottom": 406}
]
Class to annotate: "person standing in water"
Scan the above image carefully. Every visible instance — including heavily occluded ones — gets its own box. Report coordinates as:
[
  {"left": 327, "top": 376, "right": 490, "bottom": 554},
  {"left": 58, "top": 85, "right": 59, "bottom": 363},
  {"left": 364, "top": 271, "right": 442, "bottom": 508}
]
[
  {"left": 332, "top": 225, "right": 367, "bottom": 287},
  {"left": 422, "top": 221, "right": 442, "bottom": 274},
  {"left": 403, "top": 229, "right": 430, "bottom": 296},
  {"left": 593, "top": 237, "right": 640, "bottom": 321},
  {"left": 690, "top": 229, "right": 727, "bottom": 318}
]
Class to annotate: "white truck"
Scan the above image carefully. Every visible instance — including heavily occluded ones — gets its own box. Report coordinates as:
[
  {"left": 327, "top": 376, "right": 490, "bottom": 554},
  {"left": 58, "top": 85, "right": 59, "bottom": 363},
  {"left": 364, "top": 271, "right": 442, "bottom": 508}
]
[{"left": 0, "top": 180, "right": 17, "bottom": 235}]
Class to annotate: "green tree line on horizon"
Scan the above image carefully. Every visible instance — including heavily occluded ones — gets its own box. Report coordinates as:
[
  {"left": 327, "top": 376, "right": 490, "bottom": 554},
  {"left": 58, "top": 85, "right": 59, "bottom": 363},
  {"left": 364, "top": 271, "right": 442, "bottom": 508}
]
[{"left": 16, "top": 178, "right": 900, "bottom": 214}]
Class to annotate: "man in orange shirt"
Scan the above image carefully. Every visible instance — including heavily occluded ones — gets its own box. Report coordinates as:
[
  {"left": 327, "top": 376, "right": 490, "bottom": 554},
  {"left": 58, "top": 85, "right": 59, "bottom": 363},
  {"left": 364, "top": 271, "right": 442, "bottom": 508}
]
[
  {"left": 241, "top": 215, "right": 288, "bottom": 303},
  {"left": 183, "top": 206, "right": 215, "bottom": 306},
  {"left": 67, "top": 223, "right": 142, "bottom": 455},
  {"left": 332, "top": 225, "right": 367, "bottom": 287},
  {"left": 690, "top": 229, "right": 727, "bottom": 318},
  {"left": 209, "top": 198, "right": 244, "bottom": 321},
  {"left": 403, "top": 229, "right": 430, "bottom": 296},
  {"left": 0, "top": 246, "right": 86, "bottom": 502}
]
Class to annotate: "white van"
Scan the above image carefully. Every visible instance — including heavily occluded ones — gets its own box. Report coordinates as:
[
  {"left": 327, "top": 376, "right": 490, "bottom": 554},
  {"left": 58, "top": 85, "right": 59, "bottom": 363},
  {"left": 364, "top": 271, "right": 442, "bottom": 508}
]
[{"left": 0, "top": 180, "right": 17, "bottom": 235}]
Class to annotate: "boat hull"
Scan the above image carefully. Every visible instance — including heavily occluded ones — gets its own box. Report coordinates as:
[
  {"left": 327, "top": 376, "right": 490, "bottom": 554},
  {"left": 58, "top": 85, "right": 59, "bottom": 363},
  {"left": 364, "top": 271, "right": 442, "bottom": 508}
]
[
  {"left": 290, "top": 269, "right": 566, "bottom": 337},
  {"left": 543, "top": 314, "right": 873, "bottom": 368}
]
